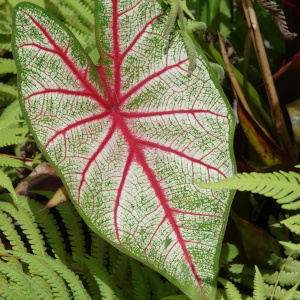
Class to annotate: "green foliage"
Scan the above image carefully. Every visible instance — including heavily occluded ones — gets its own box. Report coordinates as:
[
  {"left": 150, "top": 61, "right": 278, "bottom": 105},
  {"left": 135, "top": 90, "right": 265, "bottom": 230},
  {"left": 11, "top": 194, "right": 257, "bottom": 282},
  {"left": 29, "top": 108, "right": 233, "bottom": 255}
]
[
  {"left": 199, "top": 166, "right": 300, "bottom": 298},
  {"left": 197, "top": 167, "right": 300, "bottom": 210},
  {"left": 0, "top": 195, "right": 183, "bottom": 299},
  {"left": 253, "top": 266, "right": 266, "bottom": 300},
  {"left": 1, "top": 0, "right": 300, "bottom": 298}
]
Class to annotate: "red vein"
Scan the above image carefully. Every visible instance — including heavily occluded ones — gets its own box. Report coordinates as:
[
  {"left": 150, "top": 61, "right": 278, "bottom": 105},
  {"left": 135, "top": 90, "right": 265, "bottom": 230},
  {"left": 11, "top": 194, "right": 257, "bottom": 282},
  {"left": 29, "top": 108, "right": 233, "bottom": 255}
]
[
  {"left": 22, "top": 11, "right": 109, "bottom": 110},
  {"left": 136, "top": 139, "right": 226, "bottom": 178},
  {"left": 112, "top": 0, "right": 121, "bottom": 100},
  {"left": 120, "top": 14, "right": 163, "bottom": 61},
  {"left": 24, "top": 89, "right": 95, "bottom": 100},
  {"left": 171, "top": 209, "right": 223, "bottom": 219},
  {"left": 118, "top": 0, "right": 143, "bottom": 16},
  {"left": 120, "top": 110, "right": 228, "bottom": 118},
  {"left": 116, "top": 117, "right": 206, "bottom": 298},
  {"left": 119, "top": 59, "right": 188, "bottom": 105},
  {"left": 114, "top": 150, "right": 134, "bottom": 244},
  {"left": 45, "top": 111, "right": 111, "bottom": 148},
  {"left": 78, "top": 120, "right": 117, "bottom": 203}
]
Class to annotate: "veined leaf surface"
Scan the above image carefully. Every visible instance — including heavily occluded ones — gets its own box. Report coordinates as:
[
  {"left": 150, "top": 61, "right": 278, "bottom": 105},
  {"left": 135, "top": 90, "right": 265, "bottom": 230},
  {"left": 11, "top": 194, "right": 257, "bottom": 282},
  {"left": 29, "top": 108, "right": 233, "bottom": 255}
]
[{"left": 12, "top": 1, "right": 235, "bottom": 299}]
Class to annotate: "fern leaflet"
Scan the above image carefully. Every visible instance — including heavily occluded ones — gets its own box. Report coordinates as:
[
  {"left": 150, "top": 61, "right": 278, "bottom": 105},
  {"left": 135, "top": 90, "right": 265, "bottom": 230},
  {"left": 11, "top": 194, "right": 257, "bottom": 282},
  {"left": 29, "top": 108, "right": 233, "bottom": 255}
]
[
  {"left": 0, "top": 210, "right": 26, "bottom": 253},
  {"left": 196, "top": 169, "right": 300, "bottom": 205},
  {"left": 36, "top": 255, "right": 92, "bottom": 300},
  {"left": 0, "top": 202, "right": 47, "bottom": 257},
  {"left": 14, "top": 196, "right": 72, "bottom": 265},
  {"left": 81, "top": 256, "right": 121, "bottom": 300},
  {"left": 0, "top": 282, "right": 24, "bottom": 300},
  {"left": 0, "top": 171, "right": 17, "bottom": 200},
  {"left": 0, "top": 260, "right": 40, "bottom": 300},
  {"left": 0, "top": 58, "right": 16, "bottom": 75},
  {"left": 253, "top": 266, "right": 266, "bottom": 300},
  {"left": 218, "top": 277, "right": 243, "bottom": 300},
  {"left": 56, "top": 201, "right": 86, "bottom": 268},
  {"left": 130, "top": 259, "right": 151, "bottom": 300}
]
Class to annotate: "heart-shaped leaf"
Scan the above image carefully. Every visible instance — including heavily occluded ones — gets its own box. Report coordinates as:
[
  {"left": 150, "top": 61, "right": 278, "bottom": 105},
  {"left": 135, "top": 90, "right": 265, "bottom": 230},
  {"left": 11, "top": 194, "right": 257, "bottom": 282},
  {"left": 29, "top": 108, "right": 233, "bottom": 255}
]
[{"left": 12, "top": 1, "right": 235, "bottom": 299}]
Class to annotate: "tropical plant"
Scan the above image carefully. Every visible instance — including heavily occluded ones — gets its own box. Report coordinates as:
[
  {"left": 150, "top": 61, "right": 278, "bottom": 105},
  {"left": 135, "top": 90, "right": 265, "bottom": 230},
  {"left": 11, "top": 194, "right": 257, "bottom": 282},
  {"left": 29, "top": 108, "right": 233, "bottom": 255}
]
[
  {"left": 10, "top": 0, "right": 237, "bottom": 299},
  {"left": 1, "top": 0, "right": 300, "bottom": 299}
]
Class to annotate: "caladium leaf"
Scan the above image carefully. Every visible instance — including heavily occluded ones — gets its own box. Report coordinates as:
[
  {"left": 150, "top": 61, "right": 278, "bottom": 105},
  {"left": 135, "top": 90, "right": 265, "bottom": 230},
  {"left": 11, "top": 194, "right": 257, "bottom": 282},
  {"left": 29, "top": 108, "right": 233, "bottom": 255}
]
[{"left": 12, "top": 1, "right": 236, "bottom": 299}]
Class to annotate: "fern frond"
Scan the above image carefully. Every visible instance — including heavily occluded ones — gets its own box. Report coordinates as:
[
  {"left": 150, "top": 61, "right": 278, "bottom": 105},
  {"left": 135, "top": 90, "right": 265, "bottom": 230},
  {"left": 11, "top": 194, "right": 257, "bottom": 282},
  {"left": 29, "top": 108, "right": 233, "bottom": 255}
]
[
  {"left": 253, "top": 266, "right": 266, "bottom": 300},
  {"left": 225, "top": 264, "right": 254, "bottom": 288},
  {"left": 81, "top": 255, "right": 122, "bottom": 300},
  {"left": 111, "top": 252, "right": 131, "bottom": 288},
  {"left": 284, "top": 284, "right": 299, "bottom": 300},
  {"left": 56, "top": 201, "right": 86, "bottom": 268},
  {"left": 59, "top": 0, "right": 94, "bottom": 25},
  {"left": 277, "top": 270, "right": 300, "bottom": 286},
  {"left": 281, "top": 215, "right": 300, "bottom": 234},
  {"left": 82, "top": 273, "right": 102, "bottom": 300},
  {"left": 14, "top": 196, "right": 72, "bottom": 265},
  {"left": 0, "top": 170, "right": 17, "bottom": 201},
  {"left": 268, "top": 216, "right": 289, "bottom": 242},
  {"left": 0, "top": 211, "right": 26, "bottom": 253},
  {"left": 218, "top": 277, "right": 243, "bottom": 300},
  {"left": 37, "top": 255, "right": 92, "bottom": 300},
  {"left": 0, "top": 136, "right": 28, "bottom": 148},
  {"left": 1, "top": 126, "right": 29, "bottom": 137},
  {"left": 279, "top": 241, "right": 300, "bottom": 255},
  {"left": 0, "top": 58, "right": 16, "bottom": 75},
  {"left": 196, "top": 170, "right": 300, "bottom": 206},
  {"left": 219, "top": 243, "right": 239, "bottom": 267},
  {"left": 130, "top": 259, "right": 151, "bottom": 300},
  {"left": 3, "top": 251, "right": 70, "bottom": 299},
  {"left": 82, "top": 0, "right": 94, "bottom": 11},
  {"left": 0, "top": 202, "right": 47, "bottom": 257},
  {"left": 0, "top": 34, "right": 12, "bottom": 52},
  {"left": 0, "top": 120, "right": 24, "bottom": 131},
  {"left": 0, "top": 100, "right": 22, "bottom": 120},
  {"left": 0, "top": 282, "right": 24, "bottom": 300},
  {"left": 146, "top": 267, "right": 179, "bottom": 299},
  {"left": 90, "top": 231, "right": 109, "bottom": 266},
  {"left": 264, "top": 284, "right": 300, "bottom": 299},
  {"left": 0, "top": 83, "right": 18, "bottom": 104},
  {"left": 108, "top": 244, "right": 119, "bottom": 274},
  {"left": 0, "top": 260, "right": 40, "bottom": 300},
  {"left": 0, "top": 155, "right": 32, "bottom": 170},
  {"left": 255, "top": 0, "right": 297, "bottom": 40},
  {"left": 45, "top": 3, "right": 93, "bottom": 36}
]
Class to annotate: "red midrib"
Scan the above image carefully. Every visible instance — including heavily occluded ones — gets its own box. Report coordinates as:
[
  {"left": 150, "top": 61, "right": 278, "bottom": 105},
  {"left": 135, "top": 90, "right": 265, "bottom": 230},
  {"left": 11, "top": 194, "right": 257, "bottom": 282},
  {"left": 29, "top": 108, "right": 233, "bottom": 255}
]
[
  {"left": 116, "top": 116, "right": 206, "bottom": 299},
  {"left": 111, "top": 2, "right": 206, "bottom": 298}
]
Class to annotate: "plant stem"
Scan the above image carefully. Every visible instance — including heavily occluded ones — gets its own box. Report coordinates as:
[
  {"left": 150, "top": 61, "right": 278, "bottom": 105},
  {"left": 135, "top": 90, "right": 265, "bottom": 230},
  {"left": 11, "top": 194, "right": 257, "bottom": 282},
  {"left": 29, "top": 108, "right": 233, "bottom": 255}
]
[
  {"left": 217, "top": 32, "right": 277, "bottom": 146},
  {"left": 242, "top": 0, "right": 295, "bottom": 160}
]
